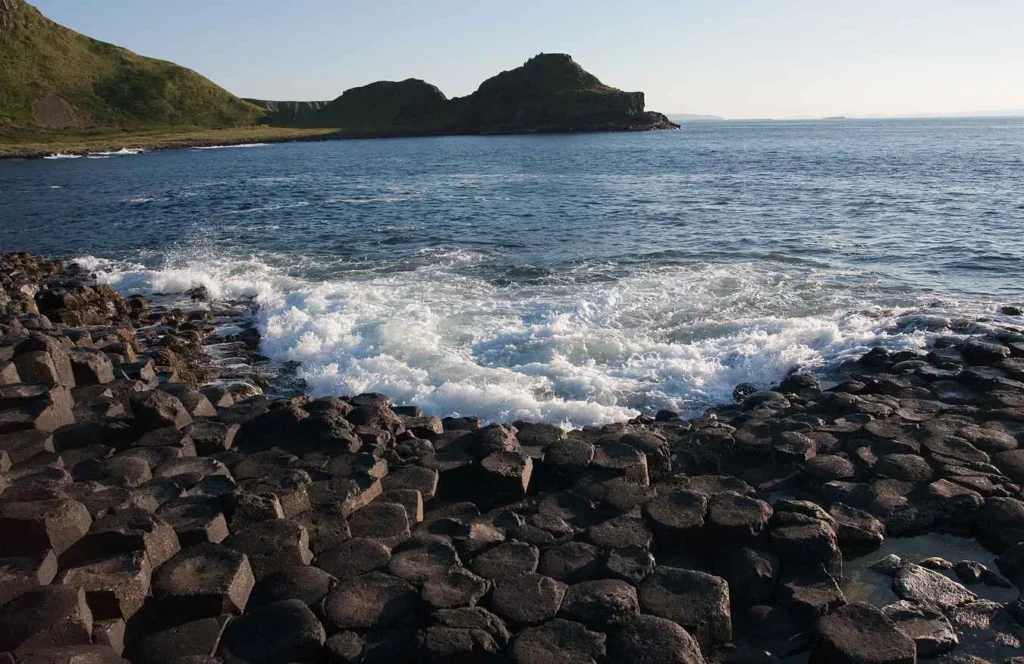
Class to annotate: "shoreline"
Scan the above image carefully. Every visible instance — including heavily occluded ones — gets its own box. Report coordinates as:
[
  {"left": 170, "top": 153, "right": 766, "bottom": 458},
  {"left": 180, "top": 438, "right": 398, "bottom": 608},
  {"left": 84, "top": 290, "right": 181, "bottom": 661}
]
[
  {"left": 3, "top": 251, "right": 1024, "bottom": 662},
  {"left": 0, "top": 123, "right": 679, "bottom": 161}
]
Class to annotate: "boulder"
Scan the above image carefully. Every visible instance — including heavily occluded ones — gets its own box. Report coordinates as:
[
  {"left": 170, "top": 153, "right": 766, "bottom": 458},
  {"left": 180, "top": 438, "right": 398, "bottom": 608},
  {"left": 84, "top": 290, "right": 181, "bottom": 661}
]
[
  {"left": 882, "top": 600, "right": 958, "bottom": 658},
  {"left": 775, "top": 565, "right": 846, "bottom": 621},
  {"left": 810, "top": 602, "right": 916, "bottom": 664},
  {"left": 69, "top": 350, "right": 115, "bottom": 386},
  {"left": 418, "top": 626, "right": 500, "bottom": 662},
  {"left": 347, "top": 501, "right": 410, "bottom": 548},
  {"left": 217, "top": 599, "right": 325, "bottom": 664},
  {"left": 539, "top": 542, "right": 603, "bottom": 583},
  {"left": 637, "top": 567, "right": 731, "bottom": 649},
  {"left": 56, "top": 551, "right": 151, "bottom": 620},
  {"left": 469, "top": 540, "right": 539, "bottom": 579},
  {"left": 608, "top": 614, "right": 706, "bottom": 664},
  {"left": 642, "top": 489, "right": 707, "bottom": 547},
  {"left": 706, "top": 491, "right": 772, "bottom": 542},
  {"left": 0, "top": 585, "right": 93, "bottom": 654},
  {"left": 489, "top": 572, "right": 568, "bottom": 625},
  {"left": 224, "top": 519, "right": 312, "bottom": 580},
  {"left": 422, "top": 567, "right": 491, "bottom": 609},
  {"left": 322, "top": 572, "right": 421, "bottom": 630},
  {"left": 152, "top": 542, "right": 255, "bottom": 616},
  {"left": 66, "top": 508, "right": 179, "bottom": 568},
  {"left": 155, "top": 497, "right": 229, "bottom": 546},
  {"left": 247, "top": 565, "right": 335, "bottom": 610},
  {"left": 479, "top": 451, "right": 533, "bottom": 501},
  {"left": 314, "top": 538, "right": 391, "bottom": 580},
  {"left": 892, "top": 563, "right": 976, "bottom": 610},
  {"left": 510, "top": 619, "right": 606, "bottom": 664},
  {"left": 129, "top": 391, "right": 192, "bottom": 431},
  {"left": 129, "top": 615, "right": 229, "bottom": 664},
  {"left": 381, "top": 466, "right": 439, "bottom": 501},
  {"left": 0, "top": 549, "right": 58, "bottom": 606},
  {"left": 559, "top": 579, "right": 640, "bottom": 628},
  {"left": 388, "top": 537, "right": 460, "bottom": 584},
  {"left": 583, "top": 515, "right": 652, "bottom": 550},
  {"left": 0, "top": 498, "right": 91, "bottom": 557}
]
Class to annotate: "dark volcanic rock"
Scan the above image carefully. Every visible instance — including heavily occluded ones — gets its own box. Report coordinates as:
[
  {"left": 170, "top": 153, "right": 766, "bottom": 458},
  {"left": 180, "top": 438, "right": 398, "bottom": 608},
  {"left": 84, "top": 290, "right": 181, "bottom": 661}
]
[
  {"left": 608, "top": 614, "right": 706, "bottom": 664},
  {"left": 510, "top": 618, "right": 606, "bottom": 664},
  {"left": 217, "top": 599, "right": 325, "bottom": 664},
  {"left": 637, "top": 566, "right": 731, "bottom": 650},
  {"left": 810, "top": 601, "right": 916, "bottom": 664}
]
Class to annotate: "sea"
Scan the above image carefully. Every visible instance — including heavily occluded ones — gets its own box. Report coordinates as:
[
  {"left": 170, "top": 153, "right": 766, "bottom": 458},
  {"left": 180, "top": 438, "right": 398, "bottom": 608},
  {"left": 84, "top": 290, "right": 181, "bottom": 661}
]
[{"left": 1, "top": 118, "right": 1023, "bottom": 427}]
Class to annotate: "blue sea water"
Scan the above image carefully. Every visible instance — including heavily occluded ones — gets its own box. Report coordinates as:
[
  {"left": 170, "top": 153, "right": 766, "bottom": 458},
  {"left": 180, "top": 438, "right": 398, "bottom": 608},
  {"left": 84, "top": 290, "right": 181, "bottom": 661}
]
[{"left": 1, "top": 118, "right": 1023, "bottom": 425}]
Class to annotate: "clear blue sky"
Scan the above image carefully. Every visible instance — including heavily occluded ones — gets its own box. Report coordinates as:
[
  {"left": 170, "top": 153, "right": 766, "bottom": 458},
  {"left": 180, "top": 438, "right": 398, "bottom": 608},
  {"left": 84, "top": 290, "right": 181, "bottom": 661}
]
[{"left": 32, "top": 0, "right": 1024, "bottom": 118}]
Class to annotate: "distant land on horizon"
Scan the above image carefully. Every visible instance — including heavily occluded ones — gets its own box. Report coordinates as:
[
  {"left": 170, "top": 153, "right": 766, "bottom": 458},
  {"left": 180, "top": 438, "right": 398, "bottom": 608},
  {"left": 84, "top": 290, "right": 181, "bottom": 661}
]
[{"left": 0, "top": 0, "right": 676, "bottom": 156}]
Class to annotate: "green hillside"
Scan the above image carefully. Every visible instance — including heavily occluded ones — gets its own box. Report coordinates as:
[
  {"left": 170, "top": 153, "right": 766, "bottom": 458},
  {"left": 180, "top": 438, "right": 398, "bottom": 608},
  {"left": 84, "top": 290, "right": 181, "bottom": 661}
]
[{"left": 0, "top": 0, "right": 262, "bottom": 132}]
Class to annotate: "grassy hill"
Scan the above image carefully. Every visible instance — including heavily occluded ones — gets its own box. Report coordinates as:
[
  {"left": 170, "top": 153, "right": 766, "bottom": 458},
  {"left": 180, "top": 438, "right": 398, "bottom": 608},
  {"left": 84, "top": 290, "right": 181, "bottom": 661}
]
[{"left": 0, "top": 0, "right": 262, "bottom": 132}]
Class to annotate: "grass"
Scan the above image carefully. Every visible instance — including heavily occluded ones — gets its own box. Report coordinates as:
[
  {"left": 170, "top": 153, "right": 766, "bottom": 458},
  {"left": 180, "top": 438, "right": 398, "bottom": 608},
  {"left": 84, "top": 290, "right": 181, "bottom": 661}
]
[
  {"left": 0, "top": 0, "right": 262, "bottom": 131},
  {"left": 0, "top": 126, "right": 341, "bottom": 159}
]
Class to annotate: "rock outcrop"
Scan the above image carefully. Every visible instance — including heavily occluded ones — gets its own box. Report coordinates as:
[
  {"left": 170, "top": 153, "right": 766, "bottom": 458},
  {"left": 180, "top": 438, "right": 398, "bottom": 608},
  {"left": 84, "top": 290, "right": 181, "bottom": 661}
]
[
  {"left": 251, "top": 53, "right": 678, "bottom": 136},
  {"left": 3, "top": 251, "right": 1024, "bottom": 662}
]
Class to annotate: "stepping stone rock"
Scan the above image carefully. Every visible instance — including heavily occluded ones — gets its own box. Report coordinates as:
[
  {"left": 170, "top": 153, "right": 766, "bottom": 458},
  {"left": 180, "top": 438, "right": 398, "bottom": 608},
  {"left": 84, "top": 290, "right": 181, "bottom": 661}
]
[
  {"left": 875, "top": 454, "right": 933, "bottom": 483},
  {"left": 0, "top": 585, "right": 93, "bottom": 654},
  {"left": 458, "top": 424, "right": 520, "bottom": 460},
  {"left": 592, "top": 442, "right": 649, "bottom": 485},
  {"left": 422, "top": 567, "right": 490, "bottom": 609},
  {"left": 388, "top": 538, "right": 460, "bottom": 583},
  {"left": 315, "top": 537, "right": 391, "bottom": 580},
  {"left": 129, "top": 391, "right": 192, "bottom": 431},
  {"left": 770, "top": 520, "right": 843, "bottom": 580},
  {"left": 68, "top": 508, "right": 179, "bottom": 568},
  {"left": 156, "top": 497, "right": 229, "bottom": 546},
  {"left": 347, "top": 501, "right": 410, "bottom": 548},
  {"left": 773, "top": 431, "right": 818, "bottom": 462},
  {"left": 489, "top": 572, "right": 568, "bottom": 625},
  {"left": 882, "top": 600, "right": 958, "bottom": 658},
  {"left": 224, "top": 519, "right": 312, "bottom": 580},
  {"left": 716, "top": 546, "right": 779, "bottom": 605},
  {"left": 323, "top": 572, "right": 421, "bottom": 630},
  {"left": 57, "top": 551, "right": 151, "bottom": 620},
  {"left": 16, "top": 645, "right": 128, "bottom": 664},
  {"left": 775, "top": 566, "right": 846, "bottom": 621},
  {"left": 186, "top": 421, "right": 238, "bottom": 456},
  {"left": 92, "top": 618, "right": 125, "bottom": 656},
  {"left": 642, "top": 489, "right": 707, "bottom": 547},
  {"left": 560, "top": 579, "right": 640, "bottom": 627},
  {"left": 811, "top": 601, "right": 916, "bottom": 664},
  {"left": 418, "top": 626, "right": 500, "bottom": 663},
  {"left": 608, "top": 614, "right": 706, "bottom": 664},
  {"left": 539, "top": 541, "right": 602, "bottom": 583},
  {"left": 804, "top": 455, "right": 856, "bottom": 481},
  {"left": 0, "top": 549, "right": 58, "bottom": 606},
  {"left": 510, "top": 619, "right": 606, "bottom": 664},
  {"left": 129, "top": 615, "right": 229, "bottom": 664},
  {"left": 0, "top": 429, "right": 55, "bottom": 465},
  {"left": 706, "top": 491, "right": 772, "bottom": 542},
  {"left": 604, "top": 544, "right": 656, "bottom": 584},
  {"left": 584, "top": 514, "right": 652, "bottom": 550},
  {"left": 829, "top": 503, "right": 885, "bottom": 555},
  {"left": 293, "top": 505, "right": 351, "bottom": 556},
  {"left": 381, "top": 465, "right": 439, "bottom": 501},
  {"left": 218, "top": 599, "right": 325, "bottom": 664},
  {"left": 225, "top": 490, "right": 284, "bottom": 533},
  {"left": 0, "top": 498, "right": 91, "bottom": 557},
  {"left": 381, "top": 489, "right": 424, "bottom": 523},
  {"left": 637, "top": 567, "right": 731, "bottom": 650},
  {"left": 248, "top": 565, "right": 335, "bottom": 610},
  {"left": 69, "top": 350, "right": 115, "bottom": 386},
  {"left": 152, "top": 542, "right": 255, "bottom": 616},
  {"left": 480, "top": 451, "right": 533, "bottom": 502},
  {"left": 469, "top": 541, "right": 539, "bottom": 580},
  {"left": 434, "top": 606, "right": 511, "bottom": 647},
  {"left": 893, "top": 563, "right": 976, "bottom": 610},
  {"left": 977, "top": 496, "right": 1024, "bottom": 550}
]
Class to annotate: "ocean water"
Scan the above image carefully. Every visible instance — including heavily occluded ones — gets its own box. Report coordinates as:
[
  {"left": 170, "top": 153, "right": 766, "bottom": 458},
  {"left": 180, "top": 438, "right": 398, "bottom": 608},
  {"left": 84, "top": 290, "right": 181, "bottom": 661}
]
[{"left": 2, "top": 118, "right": 1023, "bottom": 426}]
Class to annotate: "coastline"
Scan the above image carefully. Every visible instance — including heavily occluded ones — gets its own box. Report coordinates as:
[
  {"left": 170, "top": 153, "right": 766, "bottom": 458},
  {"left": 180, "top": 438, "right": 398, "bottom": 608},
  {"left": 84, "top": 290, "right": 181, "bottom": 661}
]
[
  {"left": 3, "top": 252, "right": 1024, "bottom": 661},
  {"left": 0, "top": 122, "right": 679, "bottom": 161}
]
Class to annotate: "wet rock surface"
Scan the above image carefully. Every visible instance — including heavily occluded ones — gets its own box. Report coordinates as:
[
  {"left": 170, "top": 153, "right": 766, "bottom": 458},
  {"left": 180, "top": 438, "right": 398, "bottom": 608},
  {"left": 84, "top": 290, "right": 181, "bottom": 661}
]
[{"left": 4, "top": 253, "right": 1024, "bottom": 662}]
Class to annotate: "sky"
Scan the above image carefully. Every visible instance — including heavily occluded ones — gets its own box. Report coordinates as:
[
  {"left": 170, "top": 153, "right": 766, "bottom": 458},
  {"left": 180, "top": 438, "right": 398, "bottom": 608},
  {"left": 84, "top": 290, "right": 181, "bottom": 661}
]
[{"left": 31, "top": 0, "right": 1024, "bottom": 119}]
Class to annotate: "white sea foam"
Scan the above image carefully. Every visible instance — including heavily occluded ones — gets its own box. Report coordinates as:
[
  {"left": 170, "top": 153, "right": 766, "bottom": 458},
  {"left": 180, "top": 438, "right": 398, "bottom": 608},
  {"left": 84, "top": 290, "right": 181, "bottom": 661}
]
[
  {"left": 72, "top": 250, "right": 941, "bottom": 428},
  {"left": 43, "top": 153, "right": 82, "bottom": 160},
  {"left": 89, "top": 148, "right": 145, "bottom": 157},
  {"left": 193, "top": 143, "right": 269, "bottom": 151}
]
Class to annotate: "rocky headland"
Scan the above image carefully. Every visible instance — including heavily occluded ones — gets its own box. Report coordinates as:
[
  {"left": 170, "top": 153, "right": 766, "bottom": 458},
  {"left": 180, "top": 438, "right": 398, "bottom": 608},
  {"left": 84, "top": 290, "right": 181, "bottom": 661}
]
[
  {"left": 3, "top": 252, "right": 1024, "bottom": 663},
  {"left": 249, "top": 53, "right": 679, "bottom": 137}
]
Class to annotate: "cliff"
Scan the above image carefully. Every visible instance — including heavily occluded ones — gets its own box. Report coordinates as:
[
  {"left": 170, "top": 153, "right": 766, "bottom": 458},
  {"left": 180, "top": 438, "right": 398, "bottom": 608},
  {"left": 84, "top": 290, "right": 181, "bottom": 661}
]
[
  {"left": 0, "top": 0, "right": 261, "bottom": 131},
  {"left": 255, "top": 54, "right": 678, "bottom": 136}
]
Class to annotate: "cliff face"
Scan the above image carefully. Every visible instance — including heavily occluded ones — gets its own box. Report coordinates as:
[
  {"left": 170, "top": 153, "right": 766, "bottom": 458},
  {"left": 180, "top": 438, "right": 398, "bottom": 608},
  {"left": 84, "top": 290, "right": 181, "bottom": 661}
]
[
  {"left": 257, "top": 54, "right": 677, "bottom": 136},
  {"left": 453, "top": 54, "right": 673, "bottom": 133}
]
